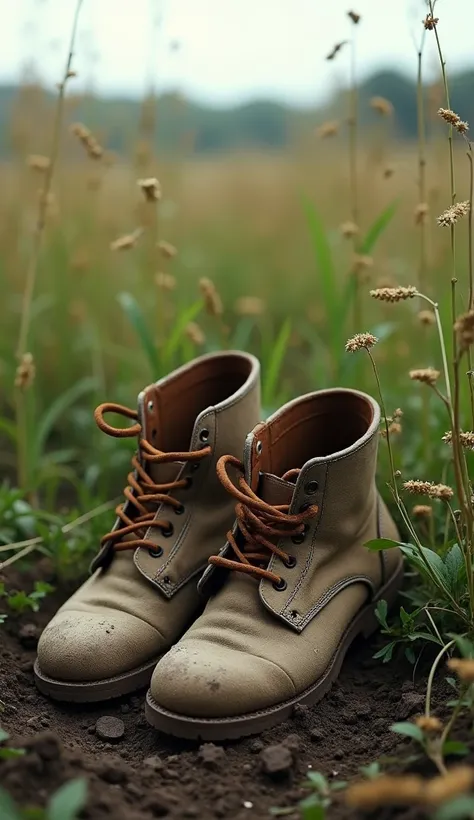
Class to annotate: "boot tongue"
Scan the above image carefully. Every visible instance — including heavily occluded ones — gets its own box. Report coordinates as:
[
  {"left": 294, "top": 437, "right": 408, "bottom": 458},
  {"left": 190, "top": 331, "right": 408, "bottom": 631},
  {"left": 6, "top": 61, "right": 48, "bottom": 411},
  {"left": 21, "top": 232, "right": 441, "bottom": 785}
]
[
  {"left": 137, "top": 387, "right": 184, "bottom": 484},
  {"left": 243, "top": 426, "right": 294, "bottom": 506}
]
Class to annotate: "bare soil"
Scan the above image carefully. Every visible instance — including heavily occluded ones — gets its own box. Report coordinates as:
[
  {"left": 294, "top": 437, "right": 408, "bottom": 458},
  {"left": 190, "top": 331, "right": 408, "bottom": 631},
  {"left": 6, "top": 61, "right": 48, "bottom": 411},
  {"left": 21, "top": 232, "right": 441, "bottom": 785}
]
[{"left": 0, "top": 570, "right": 460, "bottom": 820}]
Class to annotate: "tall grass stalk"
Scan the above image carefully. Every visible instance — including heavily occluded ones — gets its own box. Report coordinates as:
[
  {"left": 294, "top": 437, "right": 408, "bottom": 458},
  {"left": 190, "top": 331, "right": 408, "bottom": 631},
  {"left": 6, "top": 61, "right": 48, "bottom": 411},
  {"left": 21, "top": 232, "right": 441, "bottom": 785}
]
[
  {"left": 348, "top": 13, "right": 361, "bottom": 329},
  {"left": 15, "top": 0, "right": 84, "bottom": 491}
]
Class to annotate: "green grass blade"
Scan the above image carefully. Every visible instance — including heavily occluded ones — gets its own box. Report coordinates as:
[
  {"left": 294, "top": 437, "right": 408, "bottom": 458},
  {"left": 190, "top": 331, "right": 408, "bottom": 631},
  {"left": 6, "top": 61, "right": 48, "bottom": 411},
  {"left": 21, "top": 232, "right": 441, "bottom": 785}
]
[
  {"left": 117, "top": 292, "right": 160, "bottom": 377},
  {"left": 162, "top": 300, "right": 203, "bottom": 366},
  {"left": 262, "top": 318, "right": 291, "bottom": 408},
  {"left": 35, "top": 377, "right": 98, "bottom": 462},
  {"left": 0, "top": 419, "right": 17, "bottom": 444},
  {"left": 302, "top": 196, "right": 339, "bottom": 342},
  {"left": 359, "top": 199, "right": 399, "bottom": 255}
]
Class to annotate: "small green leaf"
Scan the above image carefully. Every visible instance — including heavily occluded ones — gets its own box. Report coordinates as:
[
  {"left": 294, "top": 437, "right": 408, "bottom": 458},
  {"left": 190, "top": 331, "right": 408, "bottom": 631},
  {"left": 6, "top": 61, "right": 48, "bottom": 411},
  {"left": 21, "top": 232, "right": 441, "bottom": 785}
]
[
  {"left": 300, "top": 796, "right": 326, "bottom": 820},
  {"left": 306, "top": 771, "right": 329, "bottom": 794},
  {"left": 449, "top": 634, "right": 474, "bottom": 659},
  {"left": 0, "top": 748, "right": 25, "bottom": 759},
  {"left": 373, "top": 641, "right": 396, "bottom": 662},
  {"left": 0, "top": 728, "right": 10, "bottom": 742},
  {"left": 359, "top": 761, "right": 381, "bottom": 779},
  {"left": 442, "top": 740, "right": 470, "bottom": 757},
  {"left": 0, "top": 787, "right": 22, "bottom": 820},
  {"left": 390, "top": 722, "right": 424, "bottom": 743},
  {"left": 47, "top": 778, "right": 87, "bottom": 820},
  {"left": 434, "top": 795, "right": 474, "bottom": 820},
  {"left": 365, "top": 538, "right": 401, "bottom": 551},
  {"left": 375, "top": 598, "right": 388, "bottom": 627}
]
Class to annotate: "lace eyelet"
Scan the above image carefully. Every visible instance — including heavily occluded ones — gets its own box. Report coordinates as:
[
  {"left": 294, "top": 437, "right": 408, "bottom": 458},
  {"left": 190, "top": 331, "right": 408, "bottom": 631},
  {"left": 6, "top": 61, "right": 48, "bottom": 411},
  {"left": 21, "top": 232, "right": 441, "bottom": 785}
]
[
  {"left": 199, "top": 428, "right": 210, "bottom": 442},
  {"left": 162, "top": 523, "right": 174, "bottom": 538},
  {"left": 174, "top": 504, "right": 185, "bottom": 516},
  {"left": 273, "top": 577, "right": 287, "bottom": 592},
  {"left": 256, "top": 440, "right": 263, "bottom": 455},
  {"left": 148, "top": 546, "right": 163, "bottom": 558},
  {"left": 292, "top": 524, "right": 308, "bottom": 545},
  {"left": 299, "top": 501, "right": 311, "bottom": 513},
  {"left": 304, "top": 480, "right": 319, "bottom": 495},
  {"left": 284, "top": 555, "right": 297, "bottom": 569}
]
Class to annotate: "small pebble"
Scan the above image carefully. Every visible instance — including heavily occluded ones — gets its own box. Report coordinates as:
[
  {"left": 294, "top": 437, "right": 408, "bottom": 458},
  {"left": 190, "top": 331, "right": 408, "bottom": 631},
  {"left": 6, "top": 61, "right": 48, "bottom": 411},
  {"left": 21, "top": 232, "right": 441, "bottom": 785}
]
[
  {"left": 260, "top": 744, "right": 293, "bottom": 779},
  {"left": 95, "top": 716, "right": 125, "bottom": 742},
  {"left": 197, "top": 743, "right": 226, "bottom": 770}
]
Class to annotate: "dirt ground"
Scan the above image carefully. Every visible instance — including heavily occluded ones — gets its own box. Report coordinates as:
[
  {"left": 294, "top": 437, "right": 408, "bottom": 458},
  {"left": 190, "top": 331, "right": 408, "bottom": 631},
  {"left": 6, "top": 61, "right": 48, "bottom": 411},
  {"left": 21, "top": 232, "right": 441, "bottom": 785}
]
[{"left": 0, "top": 570, "right": 458, "bottom": 820}]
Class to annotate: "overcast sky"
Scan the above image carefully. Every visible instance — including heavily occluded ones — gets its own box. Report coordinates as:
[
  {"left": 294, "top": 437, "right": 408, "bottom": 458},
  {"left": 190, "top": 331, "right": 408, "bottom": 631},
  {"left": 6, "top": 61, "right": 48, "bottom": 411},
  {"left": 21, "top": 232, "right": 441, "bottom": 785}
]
[{"left": 2, "top": 0, "right": 473, "bottom": 106}]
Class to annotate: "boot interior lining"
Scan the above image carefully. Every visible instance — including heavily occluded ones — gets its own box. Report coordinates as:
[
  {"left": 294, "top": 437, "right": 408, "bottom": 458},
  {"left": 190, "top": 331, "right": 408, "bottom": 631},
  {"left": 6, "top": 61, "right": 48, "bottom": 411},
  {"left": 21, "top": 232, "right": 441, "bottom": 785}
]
[
  {"left": 266, "top": 392, "right": 374, "bottom": 477},
  {"left": 152, "top": 355, "right": 253, "bottom": 452}
]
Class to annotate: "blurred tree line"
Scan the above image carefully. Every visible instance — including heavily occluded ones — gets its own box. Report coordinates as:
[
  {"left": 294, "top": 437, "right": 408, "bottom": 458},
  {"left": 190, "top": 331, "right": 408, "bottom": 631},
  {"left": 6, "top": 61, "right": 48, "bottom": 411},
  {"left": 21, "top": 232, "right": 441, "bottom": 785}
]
[{"left": 1, "top": 68, "right": 474, "bottom": 157}]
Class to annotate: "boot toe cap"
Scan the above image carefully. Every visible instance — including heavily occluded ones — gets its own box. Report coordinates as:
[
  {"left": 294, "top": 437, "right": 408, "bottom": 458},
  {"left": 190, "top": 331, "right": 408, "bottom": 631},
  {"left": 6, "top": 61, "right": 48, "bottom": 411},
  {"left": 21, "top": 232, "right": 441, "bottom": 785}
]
[
  {"left": 150, "top": 640, "right": 295, "bottom": 718},
  {"left": 37, "top": 609, "right": 164, "bottom": 682}
]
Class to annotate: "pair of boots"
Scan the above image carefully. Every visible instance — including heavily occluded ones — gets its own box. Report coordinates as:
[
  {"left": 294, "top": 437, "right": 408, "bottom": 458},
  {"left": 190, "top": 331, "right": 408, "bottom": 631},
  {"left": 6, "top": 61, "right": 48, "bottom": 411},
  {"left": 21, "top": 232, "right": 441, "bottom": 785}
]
[{"left": 34, "top": 351, "right": 403, "bottom": 741}]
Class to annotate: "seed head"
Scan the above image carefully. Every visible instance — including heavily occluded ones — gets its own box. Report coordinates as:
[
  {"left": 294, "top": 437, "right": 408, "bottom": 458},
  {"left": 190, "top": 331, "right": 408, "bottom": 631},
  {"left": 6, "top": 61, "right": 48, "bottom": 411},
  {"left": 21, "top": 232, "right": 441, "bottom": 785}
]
[
  {"left": 347, "top": 10, "right": 361, "bottom": 24},
  {"left": 352, "top": 255, "right": 373, "bottom": 282},
  {"left": 443, "top": 430, "right": 474, "bottom": 450},
  {"left": 158, "top": 240, "right": 177, "bottom": 259},
  {"left": 345, "top": 333, "right": 378, "bottom": 353},
  {"left": 199, "top": 277, "right": 223, "bottom": 317},
  {"left": 455, "top": 310, "right": 474, "bottom": 351},
  {"left": 317, "top": 121, "right": 339, "bottom": 138},
  {"left": 340, "top": 221, "right": 359, "bottom": 238},
  {"left": 326, "top": 41, "right": 347, "bottom": 60},
  {"left": 185, "top": 322, "right": 205, "bottom": 346},
  {"left": 110, "top": 228, "right": 143, "bottom": 251},
  {"left": 409, "top": 367, "right": 440, "bottom": 385},
  {"left": 403, "top": 480, "right": 454, "bottom": 501},
  {"left": 137, "top": 177, "right": 161, "bottom": 202},
  {"left": 418, "top": 310, "right": 436, "bottom": 326},
  {"left": 27, "top": 154, "right": 50, "bottom": 172},
  {"left": 447, "top": 658, "right": 474, "bottom": 683},
  {"left": 412, "top": 505, "right": 432, "bottom": 518},
  {"left": 15, "top": 353, "right": 35, "bottom": 390},
  {"left": 155, "top": 272, "right": 176, "bottom": 291},
  {"left": 370, "top": 286, "right": 418, "bottom": 303},
  {"left": 425, "top": 766, "right": 474, "bottom": 806},
  {"left": 235, "top": 296, "right": 265, "bottom": 316},
  {"left": 437, "top": 201, "right": 470, "bottom": 227},
  {"left": 438, "top": 108, "right": 469, "bottom": 135},
  {"left": 423, "top": 14, "right": 438, "bottom": 30},
  {"left": 414, "top": 203, "right": 429, "bottom": 225},
  {"left": 346, "top": 775, "right": 424, "bottom": 809},
  {"left": 71, "top": 122, "right": 103, "bottom": 160},
  {"left": 415, "top": 715, "right": 442, "bottom": 733},
  {"left": 381, "top": 421, "right": 402, "bottom": 438},
  {"left": 370, "top": 96, "right": 393, "bottom": 116}
]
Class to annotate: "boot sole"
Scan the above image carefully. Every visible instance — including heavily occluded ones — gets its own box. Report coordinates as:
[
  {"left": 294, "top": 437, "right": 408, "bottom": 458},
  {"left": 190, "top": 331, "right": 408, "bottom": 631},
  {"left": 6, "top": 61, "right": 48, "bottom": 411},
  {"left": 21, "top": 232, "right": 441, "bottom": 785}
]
[
  {"left": 145, "top": 560, "right": 404, "bottom": 740},
  {"left": 34, "top": 655, "right": 161, "bottom": 703}
]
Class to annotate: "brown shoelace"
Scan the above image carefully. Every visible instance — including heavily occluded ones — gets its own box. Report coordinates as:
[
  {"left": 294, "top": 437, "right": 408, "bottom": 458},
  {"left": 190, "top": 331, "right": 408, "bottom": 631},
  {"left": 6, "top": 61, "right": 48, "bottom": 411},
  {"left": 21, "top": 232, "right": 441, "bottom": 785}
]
[
  {"left": 209, "top": 454, "right": 318, "bottom": 586},
  {"left": 95, "top": 402, "right": 211, "bottom": 552}
]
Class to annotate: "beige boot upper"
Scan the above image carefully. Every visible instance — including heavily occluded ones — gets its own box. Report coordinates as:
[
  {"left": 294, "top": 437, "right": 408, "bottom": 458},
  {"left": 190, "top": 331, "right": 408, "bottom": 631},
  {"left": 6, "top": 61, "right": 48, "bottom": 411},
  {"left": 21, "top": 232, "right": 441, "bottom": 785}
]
[
  {"left": 37, "top": 352, "right": 260, "bottom": 683},
  {"left": 150, "top": 388, "right": 402, "bottom": 718}
]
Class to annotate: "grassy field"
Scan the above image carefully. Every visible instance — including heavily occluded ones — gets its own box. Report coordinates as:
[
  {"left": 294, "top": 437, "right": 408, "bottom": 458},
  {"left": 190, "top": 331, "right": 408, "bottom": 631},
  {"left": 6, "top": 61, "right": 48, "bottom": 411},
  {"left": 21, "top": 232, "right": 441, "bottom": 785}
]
[{"left": 5, "top": 4, "right": 474, "bottom": 818}]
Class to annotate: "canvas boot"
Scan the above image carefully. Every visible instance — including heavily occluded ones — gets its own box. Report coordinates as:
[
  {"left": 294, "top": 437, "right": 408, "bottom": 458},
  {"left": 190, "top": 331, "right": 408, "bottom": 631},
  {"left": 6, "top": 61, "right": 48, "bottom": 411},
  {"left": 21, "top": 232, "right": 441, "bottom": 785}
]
[
  {"left": 35, "top": 351, "right": 260, "bottom": 702},
  {"left": 146, "top": 388, "right": 403, "bottom": 739}
]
